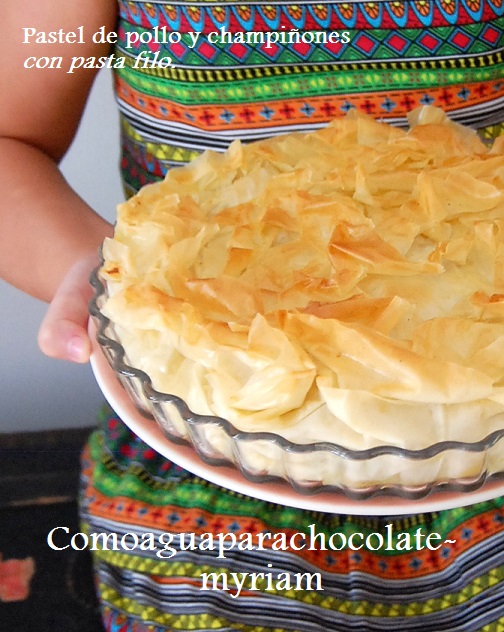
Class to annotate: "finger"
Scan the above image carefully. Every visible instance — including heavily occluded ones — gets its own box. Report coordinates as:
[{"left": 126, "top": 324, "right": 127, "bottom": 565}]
[{"left": 38, "top": 255, "right": 99, "bottom": 363}]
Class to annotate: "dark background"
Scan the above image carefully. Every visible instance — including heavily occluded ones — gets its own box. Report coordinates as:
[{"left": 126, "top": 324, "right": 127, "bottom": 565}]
[{"left": 0, "top": 428, "right": 104, "bottom": 632}]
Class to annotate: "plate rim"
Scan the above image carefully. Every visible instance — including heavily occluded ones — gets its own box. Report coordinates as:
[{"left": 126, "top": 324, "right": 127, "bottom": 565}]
[{"left": 89, "top": 321, "right": 504, "bottom": 515}]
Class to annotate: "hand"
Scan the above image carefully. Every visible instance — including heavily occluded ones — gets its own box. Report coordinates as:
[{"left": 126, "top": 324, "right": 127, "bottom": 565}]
[{"left": 38, "top": 254, "right": 100, "bottom": 363}]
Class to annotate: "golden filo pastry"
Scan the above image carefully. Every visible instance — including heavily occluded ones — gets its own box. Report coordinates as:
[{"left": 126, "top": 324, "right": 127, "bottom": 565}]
[{"left": 99, "top": 106, "right": 504, "bottom": 489}]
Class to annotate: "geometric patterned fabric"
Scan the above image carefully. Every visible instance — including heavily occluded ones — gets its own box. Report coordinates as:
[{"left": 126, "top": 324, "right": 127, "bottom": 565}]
[
  {"left": 115, "top": 0, "right": 504, "bottom": 194},
  {"left": 81, "top": 407, "right": 504, "bottom": 630},
  {"left": 84, "top": 1, "right": 504, "bottom": 629}
]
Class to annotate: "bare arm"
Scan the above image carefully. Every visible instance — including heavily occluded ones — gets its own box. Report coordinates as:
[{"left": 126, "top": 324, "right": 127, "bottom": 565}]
[
  {"left": 0, "top": 0, "right": 117, "bottom": 359},
  {"left": 0, "top": 0, "right": 117, "bottom": 299}
]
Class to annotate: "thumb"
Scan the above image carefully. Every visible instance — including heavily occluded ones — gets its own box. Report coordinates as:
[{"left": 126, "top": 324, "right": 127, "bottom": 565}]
[{"left": 38, "top": 255, "right": 100, "bottom": 363}]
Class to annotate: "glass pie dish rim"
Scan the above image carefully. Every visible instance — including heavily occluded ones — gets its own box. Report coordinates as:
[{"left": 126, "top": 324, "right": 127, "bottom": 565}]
[{"left": 89, "top": 264, "right": 504, "bottom": 500}]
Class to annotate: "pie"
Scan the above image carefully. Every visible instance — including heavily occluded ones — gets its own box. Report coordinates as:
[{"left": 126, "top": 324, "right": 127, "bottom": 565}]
[{"left": 97, "top": 107, "right": 504, "bottom": 489}]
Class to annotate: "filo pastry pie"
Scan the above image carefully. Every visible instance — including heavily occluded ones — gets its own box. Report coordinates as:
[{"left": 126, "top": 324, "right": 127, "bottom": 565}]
[{"left": 98, "top": 106, "right": 504, "bottom": 490}]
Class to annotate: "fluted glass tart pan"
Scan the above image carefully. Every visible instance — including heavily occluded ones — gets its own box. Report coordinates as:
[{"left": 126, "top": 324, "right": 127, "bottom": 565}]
[{"left": 89, "top": 266, "right": 504, "bottom": 513}]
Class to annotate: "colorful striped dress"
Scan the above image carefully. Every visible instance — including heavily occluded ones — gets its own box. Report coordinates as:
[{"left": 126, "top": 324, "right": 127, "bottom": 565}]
[{"left": 81, "top": 0, "right": 504, "bottom": 629}]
